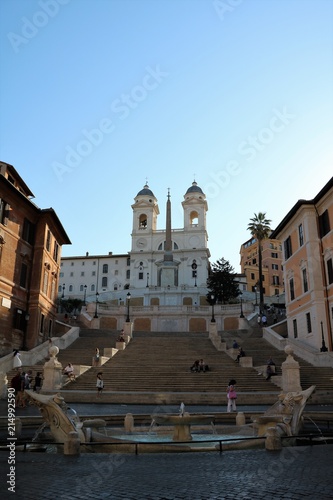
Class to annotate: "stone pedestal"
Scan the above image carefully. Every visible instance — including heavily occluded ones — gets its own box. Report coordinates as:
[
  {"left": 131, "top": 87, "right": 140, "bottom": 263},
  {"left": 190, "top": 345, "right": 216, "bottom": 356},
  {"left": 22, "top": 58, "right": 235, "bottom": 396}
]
[
  {"left": 265, "top": 427, "right": 282, "bottom": 451},
  {"left": 236, "top": 412, "right": 246, "bottom": 426},
  {"left": 124, "top": 322, "right": 133, "bottom": 338},
  {"left": 42, "top": 346, "right": 63, "bottom": 391},
  {"left": 124, "top": 413, "right": 134, "bottom": 433},
  {"left": 281, "top": 345, "right": 302, "bottom": 392},
  {"left": 208, "top": 322, "right": 218, "bottom": 337},
  {"left": 116, "top": 341, "right": 126, "bottom": 350},
  {"left": 64, "top": 431, "right": 81, "bottom": 455}
]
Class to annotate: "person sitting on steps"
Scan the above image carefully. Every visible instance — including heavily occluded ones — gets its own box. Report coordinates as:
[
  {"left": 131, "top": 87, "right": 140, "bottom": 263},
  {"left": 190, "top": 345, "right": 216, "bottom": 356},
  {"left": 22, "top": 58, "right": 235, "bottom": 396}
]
[{"left": 235, "top": 347, "right": 245, "bottom": 363}]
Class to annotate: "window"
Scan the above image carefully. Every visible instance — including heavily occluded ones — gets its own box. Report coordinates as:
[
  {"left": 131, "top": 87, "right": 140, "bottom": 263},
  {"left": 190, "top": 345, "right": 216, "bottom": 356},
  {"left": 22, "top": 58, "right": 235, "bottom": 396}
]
[
  {"left": 53, "top": 241, "right": 59, "bottom": 262},
  {"left": 59, "top": 272, "right": 64, "bottom": 278},
  {"left": 289, "top": 278, "right": 295, "bottom": 301},
  {"left": 319, "top": 210, "right": 330, "bottom": 237},
  {"left": 22, "top": 218, "right": 35, "bottom": 244},
  {"left": 252, "top": 258, "right": 256, "bottom": 265},
  {"left": 251, "top": 273, "right": 255, "bottom": 280},
  {"left": 284, "top": 236, "right": 292, "bottom": 260},
  {"left": 127, "top": 257, "right": 130, "bottom": 266},
  {"left": 115, "top": 270, "right": 118, "bottom": 275},
  {"left": 302, "top": 268, "right": 308, "bottom": 293},
  {"left": 298, "top": 224, "right": 304, "bottom": 246},
  {"left": 92, "top": 271, "right": 96, "bottom": 276},
  {"left": 81, "top": 272, "right": 85, "bottom": 277},
  {"left": 102, "top": 277, "right": 108, "bottom": 287},
  {"left": 272, "top": 264, "right": 278, "bottom": 270},
  {"left": 0, "top": 199, "right": 9, "bottom": 225},
  {"left": 293, "top": 319, "right": 298, "bottom": 338},
  {"left": 271, "top": 252, "right": 278, "bottom": 258},
  {"left": 70, "top": 272, "right": 74, "bottom": 277},
  {"left": 71, "top": 262, "right": 74, "bottom": 266},
  {"left": 82, "top": 261, "right": 85, "bottom": 266},
  {"left": 102, "top": 264, "right": 108, "bottom": 273},
  {"left": 139, "top": 272, "right": 144, "bottom": 280},
  {"left": 40, "top": 314, "right": 45, "bottom": 334},
  {"left": 91, "top": 284, "right": 95, "bottom": 291},
  {"left": 43, "top": 270, "right": 48, "bottom": 295},
  {"left": 306, "top": 312, "right": 312, "bottom": 333},
  {"left": 13, "top": 309, "right": 25, "bottom": 330},
  {"left": 126, "top": 270, "right": 130, "bottom": 279},
  {"left": 327, "top": 258, "right": 333, "bottom": 285},
  {"left": 69, "top": 285, "right": 73, "bottom": 292},
  {"left": 80, "top": 285, "right": 84, "bottom": 291},
  {"left": 115, "top": 260, "right": 118, "bottom": 265},
  {"left": 114, "top": 284, "right": 118, "bottom": 290},
  {"left": 19, "top": 263, "right": 28, "bottom": 288},
  {"left": 46, "top": 230, "right": 51, "bottom": 251},
  {"left": 273, "top": 276, "right": 279, "bottom": 285}
]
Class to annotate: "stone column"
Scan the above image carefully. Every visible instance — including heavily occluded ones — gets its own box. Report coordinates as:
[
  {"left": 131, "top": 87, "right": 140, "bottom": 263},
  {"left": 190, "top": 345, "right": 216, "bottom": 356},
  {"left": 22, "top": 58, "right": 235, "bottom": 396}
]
[
  {"left": 42, "top": 346, "right": 63, "bottom": 391},
  {"left": 281, "top": 345, "right": 302, "bottom": 392}
]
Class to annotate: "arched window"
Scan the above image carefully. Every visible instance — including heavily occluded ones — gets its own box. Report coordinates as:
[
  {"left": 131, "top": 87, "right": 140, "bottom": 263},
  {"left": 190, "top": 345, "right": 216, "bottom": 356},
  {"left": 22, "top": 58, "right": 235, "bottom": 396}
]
[
  {"left": 102, "top": 264, "right": 108, "bottom": 273},
  {"left": 114, "top": 284, "right": 118, "bottom": 290},
  {"left": 139, "top": 214, "right": 147, "bottom": 228},
  {"left": 91, "top": 284, "right": 95, "bottom": 292},
  {"left": 79, "top": 285, "right": 84, "bottom": 291},
  {"left": 190, "top": 211, "right": 199, "bottom": 226},
  {"left": 69, "top": 285, "right": 73, "bottom": 292},
  {"left": 102, "top": 277, "right": 108, "bottom": 287}
]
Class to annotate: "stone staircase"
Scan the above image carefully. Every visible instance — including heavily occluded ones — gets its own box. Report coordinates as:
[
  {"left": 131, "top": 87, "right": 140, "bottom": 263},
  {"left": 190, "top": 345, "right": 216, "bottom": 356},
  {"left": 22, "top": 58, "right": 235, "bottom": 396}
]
[{"left": 7, "top": 324, "right": 333, "bottom": 405}]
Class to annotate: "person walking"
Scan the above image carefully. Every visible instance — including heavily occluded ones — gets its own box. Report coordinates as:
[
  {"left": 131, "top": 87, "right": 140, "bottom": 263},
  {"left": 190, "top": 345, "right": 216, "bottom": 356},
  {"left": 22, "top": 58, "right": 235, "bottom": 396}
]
[
  {"left": 226, "top": 379, "right": 237, "bottom": 413},
  {"left": 13, "top": 350, "right": 22, "bottom": 369},
  {"left": 93, "top": 348, "right": 100, "bottom": 367},
  {"left": 96, "top": 372, "right": 104, "bottom": 398}
]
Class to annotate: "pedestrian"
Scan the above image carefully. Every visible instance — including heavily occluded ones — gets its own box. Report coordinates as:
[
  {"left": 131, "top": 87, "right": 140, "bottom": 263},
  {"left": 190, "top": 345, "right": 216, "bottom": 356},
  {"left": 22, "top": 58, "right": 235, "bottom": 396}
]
[
  {"left": 13, "top": 350, "right": 22, "bottom": 369},
  {"left": 11, "top": 369, "right": 23, "bottom": 407},
  {"left": 96, "top": 372, "right": 104, "bottom": 397},
  {"left": 235, "top": 347, "right": 245, "bottom": 363},
  {"left": 262, "top": 314, "right": 267, "bottom": 327},
  {"left": 232, "top": 340, "right": 239, "bottom": 349},
  {"left": 33, "top": 372, "right": 43, "bottom": 393},
  {"left": 257, "top": 315, "right": 261, "bottom": 327},
  {"left": 93, "top": 348, "right": 100, "bottom": 367},
  {"left": 226, "top": 379, "right": 237, "bottom": 413}
]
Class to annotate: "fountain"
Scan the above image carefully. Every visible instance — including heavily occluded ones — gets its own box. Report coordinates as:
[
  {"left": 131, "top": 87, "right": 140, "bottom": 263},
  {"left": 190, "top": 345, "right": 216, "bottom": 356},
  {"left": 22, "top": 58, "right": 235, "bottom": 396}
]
[
  {"left": 25, "top": 386, "right": 316, "bottom": 454},
  {"left": 152, "top": 403, "right": 215, "bottom": 442}
]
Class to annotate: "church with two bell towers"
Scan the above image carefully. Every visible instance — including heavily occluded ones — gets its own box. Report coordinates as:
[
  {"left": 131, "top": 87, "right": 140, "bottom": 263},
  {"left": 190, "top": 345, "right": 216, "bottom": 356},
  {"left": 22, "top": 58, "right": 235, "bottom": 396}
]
[{"left": 60, "top": 180, "right": 211, "bottom": 307}]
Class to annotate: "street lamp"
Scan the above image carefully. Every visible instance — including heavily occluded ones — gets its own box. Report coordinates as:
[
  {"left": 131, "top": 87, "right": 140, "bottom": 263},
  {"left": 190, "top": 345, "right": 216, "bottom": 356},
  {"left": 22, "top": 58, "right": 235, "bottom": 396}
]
[
  {"left": 254, "top": 286, "right": 258, "bottom": 306},
  {"left": 83, "top": 285, "right": 87, "bottom": 306},
  {"left": 146, "top": 272, "right": 149, "bottom": 288},
  {"left": 94, "top": 292, "right": 99, "bottom": 318},
  {"left": 239, "top": 292, "right": 244, "bottom": 318},
  {"left": 126, "top": 292, "right": 131, "bottom": 322},
  {"left": 210, "top": 293, "right": 216, "bottom": 323},
  {"left": 320, "top": 321, "right": 328, "bottom": 352}
]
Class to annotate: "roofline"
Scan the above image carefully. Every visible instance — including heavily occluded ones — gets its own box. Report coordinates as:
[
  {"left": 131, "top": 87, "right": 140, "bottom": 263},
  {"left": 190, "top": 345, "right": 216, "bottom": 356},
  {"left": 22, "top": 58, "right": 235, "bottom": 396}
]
[
  {"left": 270, "top": 176, "right": 333, "bottom": 238},
  {"left": 61, "top": 253, "right": 130, "bottom": 260},
  {"left": 0, "top": 161, "right": 35, "bottom": 198}
]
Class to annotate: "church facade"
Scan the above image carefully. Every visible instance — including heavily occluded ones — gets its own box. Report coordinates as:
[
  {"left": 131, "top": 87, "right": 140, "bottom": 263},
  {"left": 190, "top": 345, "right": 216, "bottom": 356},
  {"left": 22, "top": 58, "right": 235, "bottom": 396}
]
[{"left": 59, "top": 181, "right": 211, "bottom": 307}]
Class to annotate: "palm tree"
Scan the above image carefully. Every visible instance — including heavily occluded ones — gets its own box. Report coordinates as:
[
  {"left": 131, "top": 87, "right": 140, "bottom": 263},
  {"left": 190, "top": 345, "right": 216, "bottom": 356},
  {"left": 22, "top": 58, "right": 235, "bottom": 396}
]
[{"left": 247, "top": 212, "right": 271, "bottom": 314}]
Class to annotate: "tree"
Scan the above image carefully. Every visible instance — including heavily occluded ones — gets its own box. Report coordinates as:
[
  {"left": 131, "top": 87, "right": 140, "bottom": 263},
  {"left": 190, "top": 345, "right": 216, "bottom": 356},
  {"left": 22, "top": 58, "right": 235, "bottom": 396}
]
[
  {"left": 206, "top": 258, "right": 240, "bottom": 304},
  {"left": 247, "top": 212, "right": 272, "bottom": 314}
]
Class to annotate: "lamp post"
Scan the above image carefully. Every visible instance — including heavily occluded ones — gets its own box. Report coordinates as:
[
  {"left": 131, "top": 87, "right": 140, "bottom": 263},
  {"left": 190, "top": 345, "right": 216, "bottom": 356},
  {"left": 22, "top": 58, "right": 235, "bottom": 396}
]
[
  {"left": 146, "top": 272, "right": 149, "bottom": 288},
  {"left": 254, "top": 286, "right": 258, "bottom": 306},
  {"left": 94, "top": 292, "right": 99, "bottom": 318},
  {"left": 239, "top": 292, "right": 244, "bottom": 318},
  {"left": 62, "top": 284, "right": 65, "bottom": 299},
  {"left": 83, "top": 285, "right": 87, "bottom": 306},
  {"left": 126, "top": 292, "right": 131, "bottom": 322},
  {"left": 192, "top": 261, "right": 197, "bottom": 287},
  {"left": 320, "top": 321, "right": 328, "bottom": 352},
  {"left": 210, "top": 293, "right": 216, "bottom": 323}
]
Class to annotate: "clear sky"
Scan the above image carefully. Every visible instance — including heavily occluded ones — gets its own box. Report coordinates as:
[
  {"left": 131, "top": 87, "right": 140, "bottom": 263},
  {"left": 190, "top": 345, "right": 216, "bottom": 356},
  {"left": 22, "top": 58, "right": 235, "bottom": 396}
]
[{"left": 1, "top": 0, "right": 332, "bottom": 272}]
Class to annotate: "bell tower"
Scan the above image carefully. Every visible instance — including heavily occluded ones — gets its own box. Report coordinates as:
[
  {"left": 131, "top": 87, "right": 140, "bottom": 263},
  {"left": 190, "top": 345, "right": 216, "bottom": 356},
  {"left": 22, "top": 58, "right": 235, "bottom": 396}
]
[
  {"left": 131, "top": 183, "right": 159, "bottom": 251},
  {"left": 182, "top": 181, "right": 208, "bottom": 249}
]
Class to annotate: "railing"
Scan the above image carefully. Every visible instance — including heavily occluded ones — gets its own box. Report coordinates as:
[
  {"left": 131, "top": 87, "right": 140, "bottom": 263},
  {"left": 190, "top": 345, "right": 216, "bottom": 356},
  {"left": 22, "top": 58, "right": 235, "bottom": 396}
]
[{"left": 2, "top": 433, "right": 331, "bottom": 455}]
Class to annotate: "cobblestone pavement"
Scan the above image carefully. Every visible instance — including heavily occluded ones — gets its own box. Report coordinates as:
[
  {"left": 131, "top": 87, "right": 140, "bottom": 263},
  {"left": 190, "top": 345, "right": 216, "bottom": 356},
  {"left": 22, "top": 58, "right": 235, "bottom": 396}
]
[{"left": 1, "top": 445, "right": 333, "bottom": 500}]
